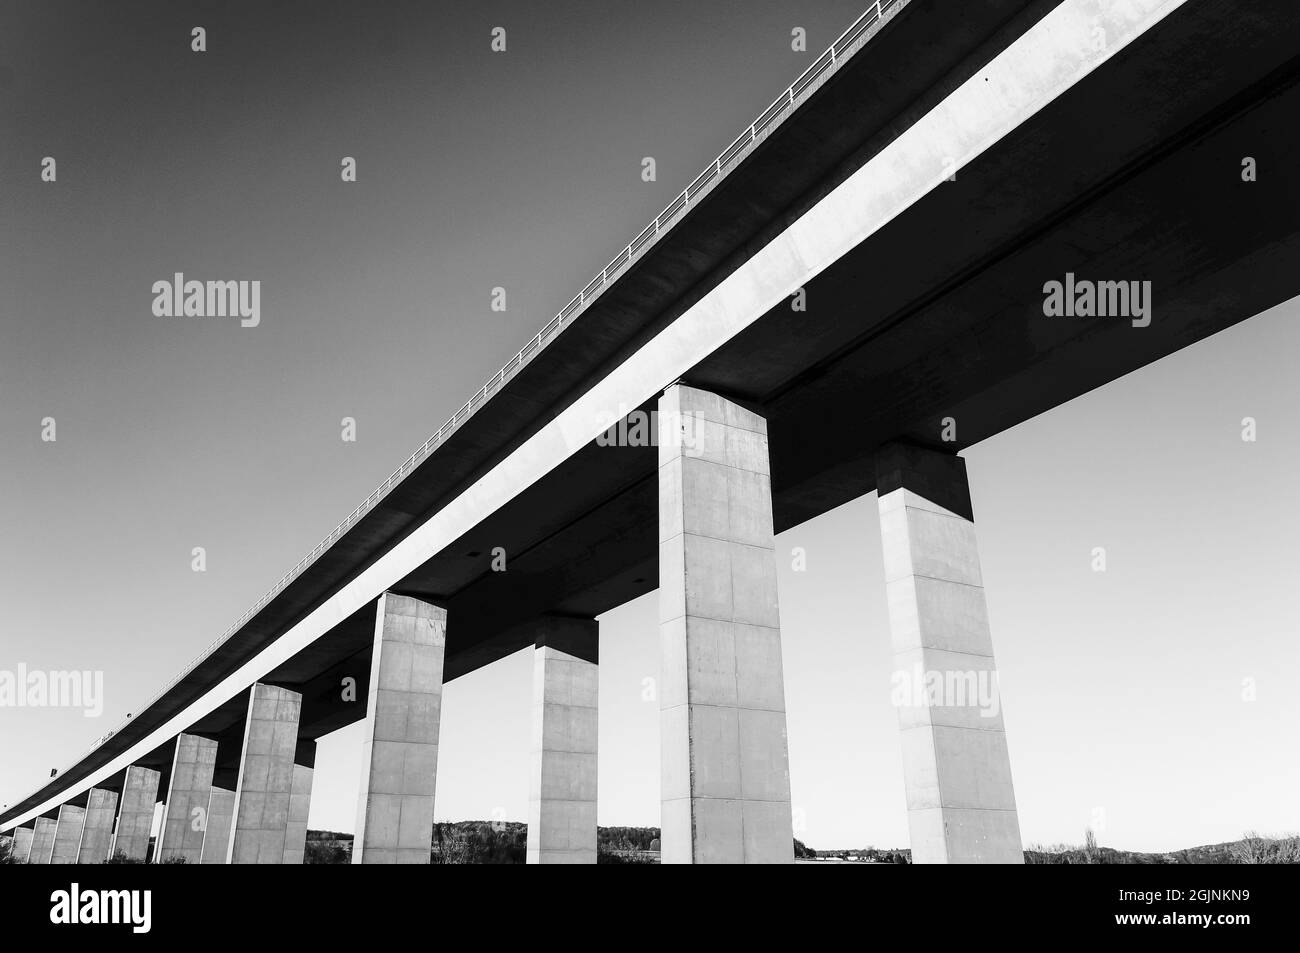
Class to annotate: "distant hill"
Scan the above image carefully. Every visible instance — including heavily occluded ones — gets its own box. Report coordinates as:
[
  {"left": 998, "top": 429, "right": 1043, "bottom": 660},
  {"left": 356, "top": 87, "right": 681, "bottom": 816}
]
[
  {"left": 298, "top": 827, "right": 1300, "bottom": 865},
  {"left": 303, "top": 823, "right": 664, "bottom": 864}
]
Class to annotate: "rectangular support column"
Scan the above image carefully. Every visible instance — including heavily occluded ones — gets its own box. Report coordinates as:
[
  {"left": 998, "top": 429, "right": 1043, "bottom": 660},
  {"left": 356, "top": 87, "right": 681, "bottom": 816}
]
[
  {"left": 527, "top": 616, "right": 598, "bottom": 864},
  {"left": 875, "top": 442, "right": 1023, "bottom": 864},
  {"left": 29, "top": 816, "right": 57, "bottom": 864},
  {"left": 283, "top": 759, "right": 315, "bottom": 864},
  {"left": 353, "top": 592, "right": 446, "bottom": 864},
  {"left": 77, "top": 788, "right": 120, "bottom": 864},
  {"left": 111, "top": 765, "right": 161, "bottom": 862},
  {"left": 12, "top": 827, "right": 34, "bottom": 864},
  {"left": 227, "top": 683, "right": 303, "bottom": 864},
  {"left": 156, "top": 732, "right": 218, "bottom": 864},
  {"left": 657, "top": 383, "right": 794, "bottom": 864},
  {"left": 199, "top": 788, "right": 235, "bottom": 864},
  {"left": 50, "top": 804, "right": 86, "bottom": 864}
]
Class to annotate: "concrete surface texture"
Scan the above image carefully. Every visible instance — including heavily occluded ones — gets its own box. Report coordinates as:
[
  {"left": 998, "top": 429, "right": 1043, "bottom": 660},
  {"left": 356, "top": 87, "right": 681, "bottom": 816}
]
[
  {"left": 11, "top": 827, "right": 32, "bottom": 863},
  {"left": 156, "top": 732, "right": 218, "bottom": 864},
  {"left": 50, "top": 804, "right": 86, "bottom": 864},
  {"left": 282, "top": 763, "right": 314, "bottom": 864},
  {"left": 658, "top": 384, "right": 794, "bottom": 863},
  {"left": 353, "top": 593, "right": 446, "bottom": 864},
  {"left": 527, "top": 617, "right": 599, "bottom": 864},
  {"left": 28, "top": 816, "right": 57, "bottom": 864},
  {"left": 110, "top": 764, "right": 161, "bottom": 862},
  {"left": 199, "top": 788, "right": 235, "bottom": 864},
  {"left": 875, "top": 442, "right": 1023, "bottom": 863},
  {"left": 227, "top": 683, "right": 304, "bottom": 864},
  {"left": 76, "top": 788, "right": 119, "bottom": 864}
]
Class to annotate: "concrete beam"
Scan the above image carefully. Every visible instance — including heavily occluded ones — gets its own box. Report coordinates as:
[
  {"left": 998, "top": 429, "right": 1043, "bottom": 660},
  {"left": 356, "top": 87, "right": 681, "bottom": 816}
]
[
  {"left": 353, "top": 593, "right": 445, "bottom": 864},
  {"left": 50, "top": 804, "right": 86, "bottom": 864},
  {"left": 29, "top": 816, "right": 57, "bottom": 864},
  {"left": 199, "top": 787, "right": 235, "bottom": 864},
  {"left": 527, "top": 616, "right": 598, "bottom": 864},
  {"left": 283, "top": 761, "right": 315, "bottom": 864},
  {"left": 875, "top": 442, "right": 1023, "bottom": 863},
  {"left": 76, "top": 788, "right": 119, "bottom": 864},
  {"left": 156, "top": 732, "right": 218, "bottom": 864},
  {"left": 658, "top": 383, "right": 794, "bottom": 863},
  {"left": 12, "top": 826, "right": 33, "bottom": 863},
  {"left": 227, "top": 683, "right": 303, "bottom": 864}
]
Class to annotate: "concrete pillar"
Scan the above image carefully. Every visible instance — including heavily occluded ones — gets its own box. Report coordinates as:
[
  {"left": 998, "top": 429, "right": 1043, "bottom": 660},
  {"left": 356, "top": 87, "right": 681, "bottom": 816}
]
[
  {"left": 227, "top": 683, "right": 303, "bottom": 864},
  {"left": 527, "top": 616, "right": 598, "bottom": 864},
  {"left": 156, "top": 732, "right": 218, "bottom": 864},
  {"left": 353, "top": 592, "right": 446, "bottom": 864},
  {"left": 199, "top": 788, "right": 235, "bottom": 864},
  {"left": 283, "top": 761, "right": 315, "bottom": 864},
  {"left": 111, "top": 765, "right": 161, "bottom": 862},
  {"left": 875, "top": 442, "right": 1023, "bottom": 864},
  {"left": 29, "top": 816, "right": 57, "bottom": 864},
  {"left": 657, "top": 383, "right": 794, "bottom": 864},
  {"left": 50, "top": 804, "right": 86, "bottom": 864},
  {"left": 76, "top": 788, "right": 120, "bottom": 864},
  {"left": 12, "top": 827, "right": 34, "bottom": 863}
]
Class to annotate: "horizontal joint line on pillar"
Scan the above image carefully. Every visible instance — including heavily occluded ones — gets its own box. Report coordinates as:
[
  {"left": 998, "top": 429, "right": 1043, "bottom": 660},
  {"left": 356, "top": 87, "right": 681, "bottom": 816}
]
[
  {"left": 662, "top": 795, "right": 791, "bottom": 803},
  {"left": 892, "top": 650, "right": 996, "bottom": 663},
  {"left": 657, "top": 613, "right": 781, "bottom": 632},
  {"left": 663, "top": 531, "right": 777, "bottom": 552},
  {"left": 657, "top": 458, "right": 768, "bottom": 476},
  {"left": 659, "top": 701, "right": 787, "bottom": 715},
  {"left": 899, "top": 722, "right": 1008, "bottom": 732},
  {"left": 886, "top": 572, "right": 985, "bottom": 589},
  {"left": 919, "top": 806, "right": 1019, "bottom": 813}
]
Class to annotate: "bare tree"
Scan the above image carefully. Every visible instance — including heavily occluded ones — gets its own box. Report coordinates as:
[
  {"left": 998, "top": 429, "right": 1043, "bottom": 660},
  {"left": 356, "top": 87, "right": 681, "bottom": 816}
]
[
  {"left": 1084, "top": 827, "right": 1099, "bottom": 864},
  {"left": 1229, "top": 831, "right": 1271, "bottom": 864}
]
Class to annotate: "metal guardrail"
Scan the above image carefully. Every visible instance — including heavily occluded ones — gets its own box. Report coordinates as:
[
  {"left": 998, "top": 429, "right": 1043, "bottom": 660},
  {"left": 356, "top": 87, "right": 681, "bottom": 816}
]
[{"left": 26, "top": 0, "right": 899, "bottom": 802}]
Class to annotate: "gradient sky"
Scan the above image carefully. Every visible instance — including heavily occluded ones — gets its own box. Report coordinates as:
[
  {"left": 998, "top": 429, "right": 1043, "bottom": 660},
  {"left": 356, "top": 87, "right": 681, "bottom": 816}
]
[{"left": 2, "top": 0, "right": 1297, "bottom": 853}]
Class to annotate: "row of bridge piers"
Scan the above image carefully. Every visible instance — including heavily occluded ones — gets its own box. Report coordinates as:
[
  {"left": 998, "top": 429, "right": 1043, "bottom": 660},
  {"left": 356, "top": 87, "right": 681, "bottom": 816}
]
[{"left": 3, "top": 384, "right": 1023, "bottom": 863}]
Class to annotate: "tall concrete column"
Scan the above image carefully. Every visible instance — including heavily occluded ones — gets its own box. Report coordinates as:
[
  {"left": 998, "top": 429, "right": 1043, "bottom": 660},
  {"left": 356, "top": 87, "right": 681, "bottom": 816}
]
[
  {"left": 227, "top": 683, "right": 303, "bottom": 864},
  {"left": 353, "top": 592, "right": 446, "bottom": 864},
  {"left": 875, "top": 442, "right": 1022, "bottom": 864},
  {"left": 29, "top": 816, "right": 57, "bottom": 864},
  {"left": 199, "top": 788, "right": 235, "bottom": 864},
  {"left": 76, "top": 788, "right": 120, "bottom": 864},
  {"left": 12, "top": 826, "right": 34, "bottom": 863},
  {"left": 283, "top": 757, "right": 315, "bottom": 865},
  {"left": 156, "top": 732, "right": 218, "bottom": 864},
  {"left": 110, "top": 765, "right": 161, "bottom": 861},
  {"left": 50, "top": 804, "right": 86, "bottom": 864},
  {"left": 657, "top": 383, "right": 794, "bottom": 864},
  {"left": 527, "top": 616, "right": 598, "bottom": 864}
]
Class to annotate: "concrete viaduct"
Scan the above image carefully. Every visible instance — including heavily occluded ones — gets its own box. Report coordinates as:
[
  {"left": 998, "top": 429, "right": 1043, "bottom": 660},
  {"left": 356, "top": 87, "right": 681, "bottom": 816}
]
[{"left": 4, "top": 0, "right": 1299, "bottom": 864}]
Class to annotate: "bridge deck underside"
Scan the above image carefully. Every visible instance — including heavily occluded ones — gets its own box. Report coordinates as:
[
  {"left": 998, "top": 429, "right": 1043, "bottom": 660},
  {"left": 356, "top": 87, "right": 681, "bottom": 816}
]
[{"left": 8, "top": 0, "right": 1300, "bottom": 828}]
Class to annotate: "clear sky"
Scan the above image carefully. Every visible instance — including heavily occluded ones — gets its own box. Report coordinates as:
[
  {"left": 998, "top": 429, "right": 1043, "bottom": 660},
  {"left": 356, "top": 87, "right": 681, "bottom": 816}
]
[{"left": 2, "top": 0, "right": 1297, "bottom": 853}]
